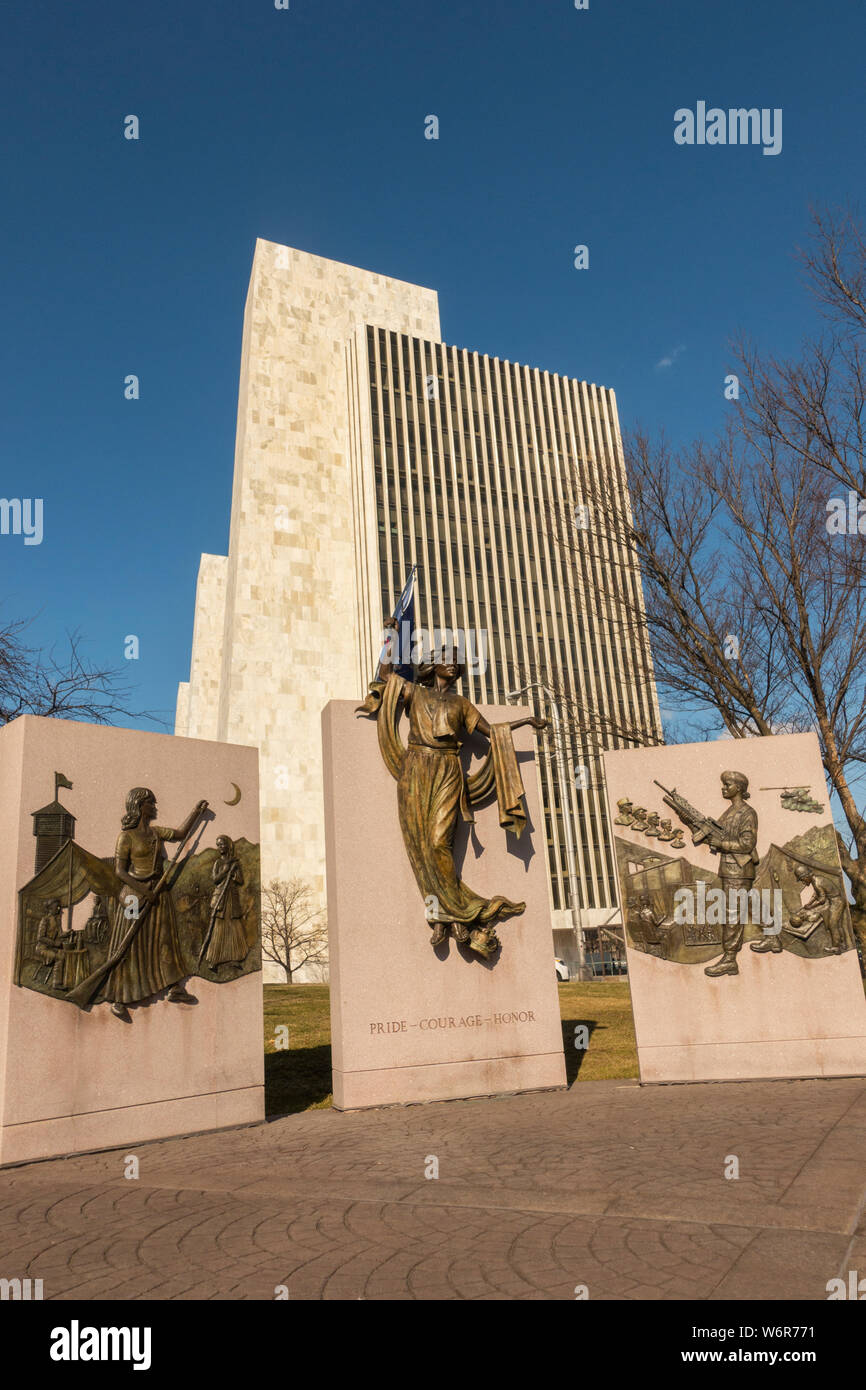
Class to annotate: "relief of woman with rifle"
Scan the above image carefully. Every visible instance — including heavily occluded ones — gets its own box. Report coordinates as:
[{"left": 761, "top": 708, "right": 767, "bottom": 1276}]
[{"left": 104, "top": 788, "right": 208, "bottom": 1019}]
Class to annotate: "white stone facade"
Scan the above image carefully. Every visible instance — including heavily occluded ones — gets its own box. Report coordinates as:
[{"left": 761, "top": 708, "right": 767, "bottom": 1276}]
[{"left": 176, "top": 242, "right": 441, "bottom": 979}]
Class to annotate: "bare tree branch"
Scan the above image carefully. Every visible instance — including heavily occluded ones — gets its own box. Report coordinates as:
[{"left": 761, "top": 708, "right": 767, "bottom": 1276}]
[
  {"left": 0, "top": 619, "right": 165, "bottom": 728},
  {"left": 261, "top": 878, "right": 328, "bottom": 983}
]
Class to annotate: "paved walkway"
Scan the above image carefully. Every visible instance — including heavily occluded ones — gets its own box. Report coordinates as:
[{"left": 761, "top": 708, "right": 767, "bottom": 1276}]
[{"left": 1, "top": 1077, "right": 865, "bottom": 1300}]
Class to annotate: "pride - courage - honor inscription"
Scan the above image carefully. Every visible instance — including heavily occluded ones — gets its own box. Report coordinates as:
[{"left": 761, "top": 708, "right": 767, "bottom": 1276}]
[{"left": 369, "top": 1009, "right": 537, "bottom": 1035}]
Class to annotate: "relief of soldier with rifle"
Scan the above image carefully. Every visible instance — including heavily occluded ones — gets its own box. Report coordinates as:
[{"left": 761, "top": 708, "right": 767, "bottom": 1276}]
[{"left": 654, "top": 770, "right": 760, "bottom": 977}]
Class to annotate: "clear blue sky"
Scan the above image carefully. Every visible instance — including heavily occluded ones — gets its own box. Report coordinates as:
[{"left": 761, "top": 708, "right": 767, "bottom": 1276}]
[{"left": 1, "top": 0, "right": 862, "bottom": 728}]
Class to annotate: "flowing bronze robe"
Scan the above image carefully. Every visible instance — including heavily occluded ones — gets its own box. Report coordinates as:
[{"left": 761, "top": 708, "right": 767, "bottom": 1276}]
[
  {"left": 205, "top": 857, "right": 247, "bottom": 966},
  {"left": 104, "top": 826, "right": 186, "bottom": 1004},
  {"left": 359, "top": 673, "right": 528, "bottom": 929}
]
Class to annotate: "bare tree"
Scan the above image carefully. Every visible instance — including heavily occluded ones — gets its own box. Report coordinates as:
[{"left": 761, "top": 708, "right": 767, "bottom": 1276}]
[
  {"left": 554, "top": 206, "right": 866, "bottom": 945},
  {"left": 261, "top": 878, "right": 328, "bottom": 983},
  {"left": 0, "top": 620, "right": 161, "bottom": 726}
]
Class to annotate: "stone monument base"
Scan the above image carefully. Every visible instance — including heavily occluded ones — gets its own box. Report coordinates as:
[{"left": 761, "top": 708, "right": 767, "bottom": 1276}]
[
  {"left": 603, "top": 732, "right": 866, "bottom": 1085},
  {"left": 0, "top": 716, "right": 264, "bottom": 1166},
  {"left": 629, "top": 947, "right": 866, "bottom": 1084},
  {"left": 332, "top": 1053, "right": 564, "bottom": 1113},
  {"left": 322, "top": 700, "right": 567, "bottom": 1111}
]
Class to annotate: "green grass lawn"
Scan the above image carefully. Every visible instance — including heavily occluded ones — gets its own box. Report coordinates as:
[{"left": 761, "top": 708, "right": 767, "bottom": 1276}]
[
  {"left": 556, "top": 980, "right": 638, "bottom": 1084},
  {"left": 264, "top": 983, "right": 332, "bottom": 1116},
  {"left": 264, "top": 980, "right": 638, "bottom": 1116}
]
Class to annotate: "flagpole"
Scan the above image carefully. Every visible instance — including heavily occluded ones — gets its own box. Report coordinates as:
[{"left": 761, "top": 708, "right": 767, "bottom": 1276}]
[
  {"left": 381, "top": 563, "right": 417, "bottom": 674},
  {"left": 65, "top": 844, "right": 74, "bottom": 936}
]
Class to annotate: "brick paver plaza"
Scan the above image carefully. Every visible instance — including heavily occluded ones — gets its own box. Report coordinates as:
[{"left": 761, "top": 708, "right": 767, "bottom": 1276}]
[{"left": 2, "top": 1077, "right": 865, "bottom": 1301}]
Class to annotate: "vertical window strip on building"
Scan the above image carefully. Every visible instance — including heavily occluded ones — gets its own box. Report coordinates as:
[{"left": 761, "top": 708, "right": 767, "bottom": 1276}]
[{"left": 367, "top": 332, "right": 656, "bottom": 918}]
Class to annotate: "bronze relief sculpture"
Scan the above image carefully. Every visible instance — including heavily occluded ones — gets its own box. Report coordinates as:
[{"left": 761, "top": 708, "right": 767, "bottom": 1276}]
[
  {"left": 199, "top": 834, "right": 247, "bottom": 970},
  {"left": 34, "top": 898, "right": 67, "bottom": 991},
  {"left": 618, "top": 768, "right": 853, "bottom": 972},
  {"left": 15, "top": 780, "right": 261, "bottom": 1017},
  {"left": 760, "top": 785, "right": 825, "bottom": 814},
  {"left": 614, "top": 796, "right": 684, "bottom": 846},
  {"left": 100, "top": 788, "right": 207, "bottom": 1017},
  {"left": 357, "top": 627, "right": 545, "bottom": 959},
  {"left": 787, "top": 861, "right": 848, "bottom": 953},
  {"left": 700, "top": 771, "right": 760, "bottom": 977}
]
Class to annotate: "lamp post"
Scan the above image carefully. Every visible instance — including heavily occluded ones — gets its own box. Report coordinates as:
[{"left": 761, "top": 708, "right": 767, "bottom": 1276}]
[{"left": 506, "top": 681, "right": 589, "bottom": 981}]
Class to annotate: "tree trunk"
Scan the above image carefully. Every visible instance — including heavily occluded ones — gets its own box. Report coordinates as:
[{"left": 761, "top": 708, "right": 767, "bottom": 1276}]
[{"left": 836, "top": 835, "right": 866, "bottom": 957}]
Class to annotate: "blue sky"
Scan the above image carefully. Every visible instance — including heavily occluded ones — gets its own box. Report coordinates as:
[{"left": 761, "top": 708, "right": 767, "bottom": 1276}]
[{"left": 1, "top": 0, "right": 863, "bottom": 728}]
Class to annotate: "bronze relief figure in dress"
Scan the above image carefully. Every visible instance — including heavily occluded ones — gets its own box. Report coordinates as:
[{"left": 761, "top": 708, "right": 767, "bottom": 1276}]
[
  {"left": 357, "top": 623, "right": 546, "bottom": 959},
  {"left": 199, "top": 834, "right": 248, "bottom": 970},
  {"left": 15, "top": 775, "right": 262, "bottom": 1014},
  {"left": 103, "top": 787, "right": 208, "bottom": 1018}
]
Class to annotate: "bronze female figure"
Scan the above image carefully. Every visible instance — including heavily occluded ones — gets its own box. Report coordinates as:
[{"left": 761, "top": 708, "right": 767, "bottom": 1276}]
[
  {"left": 105, "top": 788, "right": 206, "bottom": 1017},
  {"left": 200, "top": 834, "right": 248, "bottom": 969},
  {"left": 358, "top": 630, "right": 546, "bottom": 958}
]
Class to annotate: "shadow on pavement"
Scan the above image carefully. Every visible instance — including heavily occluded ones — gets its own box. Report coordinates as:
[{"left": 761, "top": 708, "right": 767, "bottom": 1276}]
[
  {"left": 560, "top": 1018, "right": 603, "bottom": 1084},
  {"left": 265, "top": 1044, "right": 332, "bottom": 1116}
]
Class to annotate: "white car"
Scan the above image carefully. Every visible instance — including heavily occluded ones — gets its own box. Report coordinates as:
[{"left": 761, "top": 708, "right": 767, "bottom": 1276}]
[{"left": 554, "top": 957, "right": 569, "bottom": 982}]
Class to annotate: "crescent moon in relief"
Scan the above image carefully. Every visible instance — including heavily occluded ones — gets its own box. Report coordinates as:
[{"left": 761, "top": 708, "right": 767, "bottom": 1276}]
[{"left": 224, "top": 783, "right": 242, "bottom": 806}]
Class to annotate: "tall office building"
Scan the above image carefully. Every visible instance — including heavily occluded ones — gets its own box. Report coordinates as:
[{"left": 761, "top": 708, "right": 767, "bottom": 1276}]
[{"left": 176, "top": 240, "right": 661, "bottom": 978}]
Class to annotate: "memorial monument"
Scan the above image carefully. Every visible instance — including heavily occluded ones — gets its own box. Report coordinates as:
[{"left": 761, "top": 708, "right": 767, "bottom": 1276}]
[
  {"left": 603, "top": 732, "right": 866, "bottom": 1083},
  {"left": 0, "top": 715, "right": 263, "bottom": 1165},
  {"left": 323, "top": 622, "right": 567, "bottom": 1109}
]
